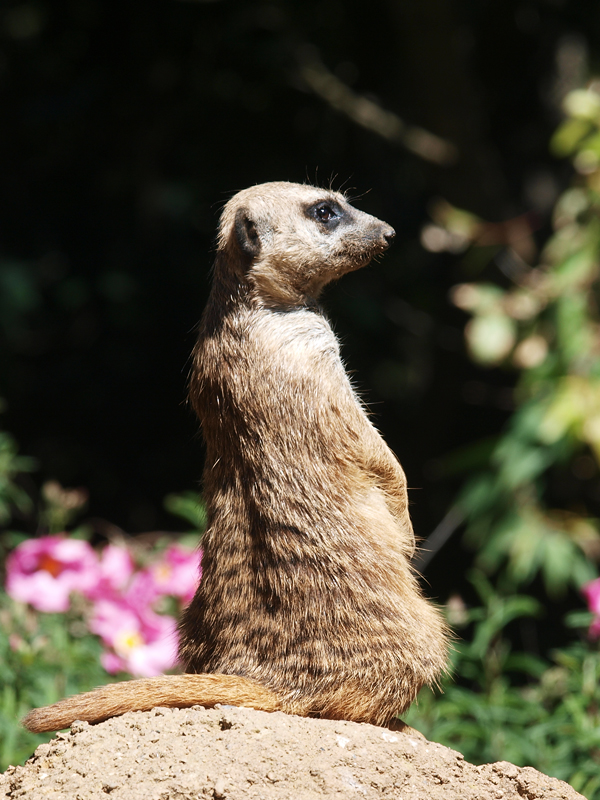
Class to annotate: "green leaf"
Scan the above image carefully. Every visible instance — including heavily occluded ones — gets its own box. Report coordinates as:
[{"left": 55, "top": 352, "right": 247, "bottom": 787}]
[
  {"left": 564, "top": 610, "right": 594, "bottom": 629},
  {"left": 550, "top": 117, "right": 593, "bottom": 156},
  {"left": 163, "top": 491, "right": 207, "bottom": 531}
]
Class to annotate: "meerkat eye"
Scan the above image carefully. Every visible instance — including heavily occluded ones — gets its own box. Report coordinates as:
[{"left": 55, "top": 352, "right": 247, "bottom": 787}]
[{"left": 314, "top": 204, "right": 338, "bottom": 223}]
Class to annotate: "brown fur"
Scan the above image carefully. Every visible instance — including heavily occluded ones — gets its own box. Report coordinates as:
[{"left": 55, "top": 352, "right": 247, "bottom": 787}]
[{"left": 23, "top": 182, "right": 448, "bottom": 735}]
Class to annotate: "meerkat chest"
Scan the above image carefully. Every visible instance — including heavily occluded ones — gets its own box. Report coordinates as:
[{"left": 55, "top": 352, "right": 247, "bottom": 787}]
[
  {"left": 207, "top": 306, "right": 363, "bottom": 433},
  {"left": 248, "top": 307, "right": 341, "bottom": 369}
]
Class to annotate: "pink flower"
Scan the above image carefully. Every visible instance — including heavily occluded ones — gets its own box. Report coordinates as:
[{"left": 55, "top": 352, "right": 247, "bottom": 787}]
[
  {"left": 88, "top": 597, "right": 142, "bottom": 644},
  {"left": 6, "top": 536, "right": 99, "bottom": 612},
  {"left": 100, "top": 651, "right": 126, "bottom": 674},
  {"left": 582, "top": 578, "right": 600, "bottom": 639},
  {"left": 83, "top": 544, "right": 135, "bottom": 601},
  {"left": 146, "top": 544, "right": 200, "bottom": 604},
  {"left": 5, "top": 535, "right": 197, "bottom": 678},
  {"left": 119, "top": 545, "right": 199, "bottom": 609},
  {"left": 89, "top": 597, "right": 179, "bottom": 677},
  {"left": 582, "top": 578, "right": 600, "bottom": 614},
  {"left": 100, "top": 632, "right": 178, "bottom": 677},
  {"left": 124, "top": 620, "right": 178, "bottom": 677}
]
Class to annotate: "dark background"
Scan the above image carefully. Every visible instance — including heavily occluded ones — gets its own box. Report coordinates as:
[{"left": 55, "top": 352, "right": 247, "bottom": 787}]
[{"left": 1, "top": 0, "right": 596, "bottom": 603}]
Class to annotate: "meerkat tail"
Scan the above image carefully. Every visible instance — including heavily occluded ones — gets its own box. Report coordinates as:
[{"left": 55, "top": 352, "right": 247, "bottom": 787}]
[{"left": 22, "top": 673, "right": 282, "bottom": 733}]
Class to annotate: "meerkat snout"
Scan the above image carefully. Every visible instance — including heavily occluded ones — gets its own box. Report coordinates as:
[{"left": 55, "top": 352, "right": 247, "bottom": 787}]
[{"left": 382, "top": 226, "right": 396, "bottom": 247}]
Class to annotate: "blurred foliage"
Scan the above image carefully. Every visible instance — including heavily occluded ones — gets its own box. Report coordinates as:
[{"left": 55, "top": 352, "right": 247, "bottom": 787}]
[
  {"left": 0, "top": 431, "right": 35, "bottom": 529},
  {"left": 0, "top": 404, "right": 96, "bottom": 550},
  {"left": 163, "top": 490, "right": 207, "bottom": 536},
  {"left": 40, "top": 480, "right": 88, "bottom": 534},
  {"left": 0, "top": 592, "right": 113, "bottom": 771},
  {"left": 437, "top": 83, "right": 600, "bottom": 599},
  {"left": 406, "top": 573, "right": 600, "bottom": 800},
  {"left": 0, "top": 405, "right": 36, "bottom": 543},
  {"left": 403, "top": 83, "right": 600, "bottom": 797}
]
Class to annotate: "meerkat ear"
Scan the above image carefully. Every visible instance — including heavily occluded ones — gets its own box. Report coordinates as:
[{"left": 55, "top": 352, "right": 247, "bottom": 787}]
[{"left": 234, "top": 208, "right": 261, "bottom": 259}]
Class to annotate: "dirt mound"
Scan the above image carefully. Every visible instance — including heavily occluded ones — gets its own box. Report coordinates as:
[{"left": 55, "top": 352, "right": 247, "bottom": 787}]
[{"left": 1, "top": 705, "right": 583, "bottom": 799}]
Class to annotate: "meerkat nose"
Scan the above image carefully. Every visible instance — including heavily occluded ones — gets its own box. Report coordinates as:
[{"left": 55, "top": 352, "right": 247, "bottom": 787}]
[{"left": 383, "top": 227, "right": 396, "bottom": 248}]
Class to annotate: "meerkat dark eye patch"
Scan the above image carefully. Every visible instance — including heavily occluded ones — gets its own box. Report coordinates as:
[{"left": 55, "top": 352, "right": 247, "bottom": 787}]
[
  {"left": 234, "top": 207, "right": 261, "bottom": 259},
  {"left": 315, "top": 204, "right": 337, "bottom": 222},
  {"left": 306, "top": 201, "right": 343, "bottom": 228}
]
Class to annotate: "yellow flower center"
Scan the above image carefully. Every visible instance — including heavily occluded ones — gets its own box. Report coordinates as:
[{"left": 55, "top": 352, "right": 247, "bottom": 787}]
[{"left": 114, "top": 630, "right": 144, "bottom": 654}]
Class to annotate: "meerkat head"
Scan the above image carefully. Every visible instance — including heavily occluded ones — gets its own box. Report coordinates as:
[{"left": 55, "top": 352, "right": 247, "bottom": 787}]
[{"left": 215, "top": 182, "right": 395, "bottom": 306}]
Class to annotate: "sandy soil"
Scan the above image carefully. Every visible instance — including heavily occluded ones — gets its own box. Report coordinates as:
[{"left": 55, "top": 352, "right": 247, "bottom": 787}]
[{"left": 0, "top": 705, "right": 584, "bottom": 799}]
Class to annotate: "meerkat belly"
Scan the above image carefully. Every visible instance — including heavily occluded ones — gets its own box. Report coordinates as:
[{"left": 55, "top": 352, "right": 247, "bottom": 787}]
[
  {"left": 192, "top": 520, "right": 439, "bottom": 723},
  {"left": 211, "top": 313, "right": 407, "bottom": 570},
  {"left": 236, "top": 308, "right": 370, "bottom": 497},
  {"left": 191, "top": 459, "right": 427, "bottom": 694}
]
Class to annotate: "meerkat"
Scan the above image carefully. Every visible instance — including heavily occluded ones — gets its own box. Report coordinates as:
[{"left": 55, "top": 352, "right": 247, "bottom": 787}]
[{"left": 23, "top": 181, "right": 448, "bottom": 735}]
